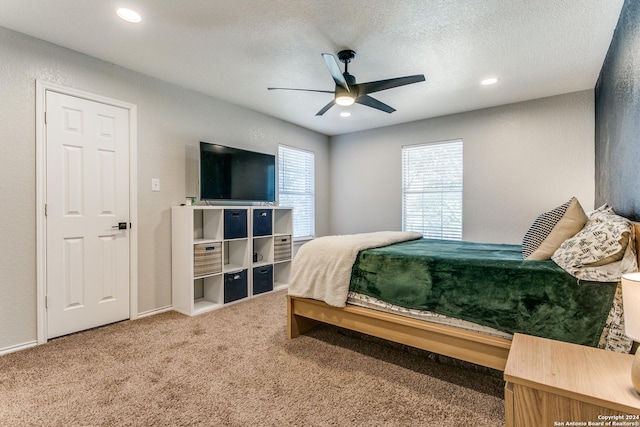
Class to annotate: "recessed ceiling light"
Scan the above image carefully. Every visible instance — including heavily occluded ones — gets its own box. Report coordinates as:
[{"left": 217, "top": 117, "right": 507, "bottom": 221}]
[
  {"left": 116, "top": 8, "right": 142, "bottom": 23},
  {"left": 481, "top": 77, "right": 498, "bottom": 86},
  {"left": 340, "top": 111, "right": 352, "bottom": 117}
]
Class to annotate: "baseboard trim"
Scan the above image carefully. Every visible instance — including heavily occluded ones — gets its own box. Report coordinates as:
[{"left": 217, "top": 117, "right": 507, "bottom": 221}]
[
  {"left": 137, "top": 305, "right": 173, "bottom": 319},
  {"left": 1, "top": 307, "right": 173, "bottom": 356},
  {"left": 0, "top": 340, "right": 38, "bottom": 356}
]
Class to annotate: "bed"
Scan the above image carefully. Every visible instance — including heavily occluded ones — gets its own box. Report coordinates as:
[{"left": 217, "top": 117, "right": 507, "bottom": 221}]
[{"left": 286, "top": 211, "right": 640, "bottom": 371}]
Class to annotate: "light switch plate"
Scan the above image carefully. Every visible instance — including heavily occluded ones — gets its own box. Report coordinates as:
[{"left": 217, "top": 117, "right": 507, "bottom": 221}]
[{"left": 152, "top": 178, "right": 160, "bottom": 192}]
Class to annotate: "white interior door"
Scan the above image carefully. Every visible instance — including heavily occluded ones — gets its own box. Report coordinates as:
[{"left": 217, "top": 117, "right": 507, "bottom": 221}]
[{"left": 45, "top": 90, "right": 130, "bottom": 339}]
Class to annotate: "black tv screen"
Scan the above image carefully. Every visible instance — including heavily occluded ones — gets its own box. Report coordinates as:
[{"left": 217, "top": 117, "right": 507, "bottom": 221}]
[{"left": 199, "top": 142, "right": 276, "bottom": 202}]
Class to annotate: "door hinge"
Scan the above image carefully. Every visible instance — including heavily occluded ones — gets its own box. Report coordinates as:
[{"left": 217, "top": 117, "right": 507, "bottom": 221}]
[
  {"left": 45, "top": 296, "right": 48, "bottom": 309},
  {"left": 44, "top": 204, "right": 48, "bottom": 216},
  {"left": 44, "top": 111, "right": 47, "bottom": 124}
]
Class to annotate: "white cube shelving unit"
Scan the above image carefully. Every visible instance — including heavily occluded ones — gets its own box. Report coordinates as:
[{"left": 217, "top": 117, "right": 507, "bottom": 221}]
[{"left": 171, "top": 205, "right": 293, "bottom": 316}]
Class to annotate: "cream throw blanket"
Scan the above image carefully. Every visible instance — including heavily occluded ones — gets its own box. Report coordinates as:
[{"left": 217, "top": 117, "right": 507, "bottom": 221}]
[{"left": 288, "top": 231, "right": 422, "bottom": 307}]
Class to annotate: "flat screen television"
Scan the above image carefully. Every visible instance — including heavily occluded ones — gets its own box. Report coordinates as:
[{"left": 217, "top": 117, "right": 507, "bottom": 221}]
[{"left": 199, "top": 142, "right": 276, "bottom": 202}]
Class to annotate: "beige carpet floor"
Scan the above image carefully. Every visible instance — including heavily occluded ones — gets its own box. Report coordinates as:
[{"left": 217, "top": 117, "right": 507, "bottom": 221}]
[{"left": 0, "top": 290, "right": 505, "bottom": 426}]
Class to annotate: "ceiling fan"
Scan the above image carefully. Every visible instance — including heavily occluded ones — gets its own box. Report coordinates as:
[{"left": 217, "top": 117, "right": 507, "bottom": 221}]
[{"left": 268, "top": 50, "right": 426, "bottom": 116}]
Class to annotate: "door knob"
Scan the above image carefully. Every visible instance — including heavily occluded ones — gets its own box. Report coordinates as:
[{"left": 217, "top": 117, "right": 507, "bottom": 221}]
[{"left": 112, "top": 222, "right": 128, "bottom": 230}]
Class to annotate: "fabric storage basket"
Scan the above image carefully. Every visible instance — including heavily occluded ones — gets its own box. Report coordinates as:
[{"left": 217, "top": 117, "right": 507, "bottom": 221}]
[
  {"left": 193, "top": 242, "right": 222, "bottom": 277},
  {"left": 224, "top": 269, "right": 248, "bottom": 303},
  {"left": 253, "top": 209, "right": 273, "bottom": 236},
  {"left": 274, "top": 235, "right": 291, "bottom": 262},
  {"left": 224, "top": 209, "right": 248, "bottom": 239},
  {"left": 253, "top": 264, "right": 273, "bottom": 295}
]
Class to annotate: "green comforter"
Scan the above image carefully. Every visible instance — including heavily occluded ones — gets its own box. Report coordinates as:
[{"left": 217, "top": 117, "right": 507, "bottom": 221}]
[{"left": 349, "top": 238, "right": 617, "bottom": 347}]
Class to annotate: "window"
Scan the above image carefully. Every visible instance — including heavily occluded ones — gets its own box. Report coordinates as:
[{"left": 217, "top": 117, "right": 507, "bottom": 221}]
[
  {"left": 278, "top": 145, "right": 315, "bottom": 240},
  {"left": 402, "top": 139, "right": 463, "bottom": 240}
]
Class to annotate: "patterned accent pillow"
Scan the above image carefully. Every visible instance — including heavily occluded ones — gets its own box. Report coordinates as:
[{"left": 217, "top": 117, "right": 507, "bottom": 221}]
[
  {"left": 522, "top": 197, "right": 588, "bottom": 260},
  {"left": 551, "top": 211, "right": 638, "bottom": 282},
  {"left": 587, "top": 203, "right": 615, "bottom": 218}
]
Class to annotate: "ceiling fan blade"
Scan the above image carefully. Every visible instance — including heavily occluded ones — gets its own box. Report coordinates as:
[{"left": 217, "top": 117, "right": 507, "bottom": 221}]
[
  {"left": 321, "top": 53, "right": 349, "bottom": 92},
  {"left": 315, "top": 99, "right": 336, "bottom": 116},
  {"left": 355, "top": 95, "right": 396, "bottom": 113},
  {"left": 267, "top": 87, "right": 334, "bottom": 94},
  {"left": 357, "top": 74, "right": 425, "bottom": 95}
]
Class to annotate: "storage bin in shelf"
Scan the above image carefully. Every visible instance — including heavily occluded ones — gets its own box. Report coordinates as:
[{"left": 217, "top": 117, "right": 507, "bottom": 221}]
[
  {"left": 274, "top": 235, "right": 292, "bottom": 262},
  {"left": 224, "top": 209, "right": 248, "bottom": 239},
  {"left": 253, "top": 209, "right": 273, "bottom": 236},
  {"left": 193, "top": 241, "right": 222, "bottom": 278},
  {"left": 224, "top": 270, "right": 248, "bottom": 303},
  {"left": 253, "top": 264, "right": 273, "bottom": 295}
]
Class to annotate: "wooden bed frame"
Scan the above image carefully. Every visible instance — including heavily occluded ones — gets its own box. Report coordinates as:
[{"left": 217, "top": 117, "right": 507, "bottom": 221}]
[{"left": 286, "top": 222, "right": 640, "bottom": 372}]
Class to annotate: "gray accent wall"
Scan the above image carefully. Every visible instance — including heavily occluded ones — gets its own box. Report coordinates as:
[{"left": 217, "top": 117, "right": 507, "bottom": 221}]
[
  {"left": 595, "top": 0, "right": 640, "bottom": 221},
  {"left": 0, "top": 26, "right": 330, "bottom": 351}
]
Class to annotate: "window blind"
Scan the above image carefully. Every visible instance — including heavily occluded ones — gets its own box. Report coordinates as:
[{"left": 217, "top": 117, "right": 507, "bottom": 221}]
[
  {"left": 402, "top": 139, "right": 463, "bottom": 240},
  {"left": 278, "top": 145, "right": 315, "bottom": 239}
]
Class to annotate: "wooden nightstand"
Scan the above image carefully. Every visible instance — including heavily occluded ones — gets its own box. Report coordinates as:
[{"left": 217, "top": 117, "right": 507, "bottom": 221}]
[{"left": 504, "top": 333, "right": 640, "bottom": 426}]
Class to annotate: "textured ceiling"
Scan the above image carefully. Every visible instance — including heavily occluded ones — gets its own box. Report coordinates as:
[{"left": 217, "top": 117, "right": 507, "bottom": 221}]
[{"left": 0, "top": 0, "right": 624, "bottom": 136}]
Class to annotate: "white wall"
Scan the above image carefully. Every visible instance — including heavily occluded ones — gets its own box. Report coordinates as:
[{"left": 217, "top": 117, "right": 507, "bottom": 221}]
[
  {"left": 0, "top": 26, "right": 330, "bottom": 351},
  {"left": 329, "top": 90, "right": 595, "bottom": 244}
]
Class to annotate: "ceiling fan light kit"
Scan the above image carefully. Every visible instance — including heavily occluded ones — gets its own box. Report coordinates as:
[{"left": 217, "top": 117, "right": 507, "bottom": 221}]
[
  {"left": 268, "top": 49, "right": 425, "bottom": 116},
  {"left": 335, "top": 94, "right": 355, "bottom": 106}
]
